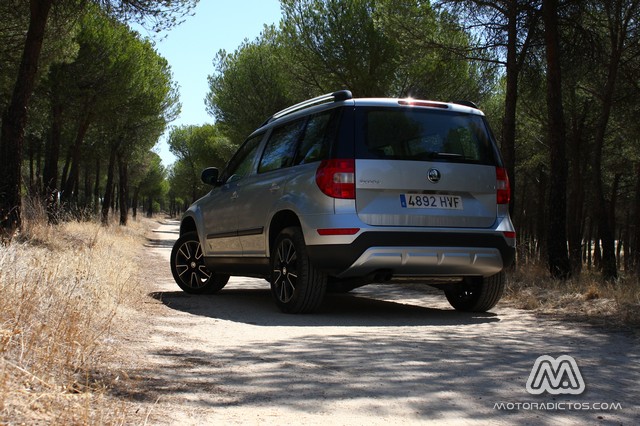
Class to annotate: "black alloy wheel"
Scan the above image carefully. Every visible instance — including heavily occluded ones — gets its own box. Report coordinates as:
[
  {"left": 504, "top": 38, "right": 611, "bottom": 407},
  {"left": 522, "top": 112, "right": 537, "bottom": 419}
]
[
  {"left": 170, "top": 231, "right": 229, "bottom": 294},
  {"left": 271, "top": 227, "right": 327, "bottom": 313}
]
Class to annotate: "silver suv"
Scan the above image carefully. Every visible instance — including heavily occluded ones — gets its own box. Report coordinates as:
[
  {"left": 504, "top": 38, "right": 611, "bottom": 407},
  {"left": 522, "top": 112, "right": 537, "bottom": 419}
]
[{"left": 170, "top": 91, "right": 516, "bottom": 313}]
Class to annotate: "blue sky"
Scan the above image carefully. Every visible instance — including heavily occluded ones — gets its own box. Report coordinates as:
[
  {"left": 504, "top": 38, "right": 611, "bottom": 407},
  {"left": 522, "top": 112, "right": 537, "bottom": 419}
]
[{"left": 150, "top": 0, "right": 283, "bottom": 166}]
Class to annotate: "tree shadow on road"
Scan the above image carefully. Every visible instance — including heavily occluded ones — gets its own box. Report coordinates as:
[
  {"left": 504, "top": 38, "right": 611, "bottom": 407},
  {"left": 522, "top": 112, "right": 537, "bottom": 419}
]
[
  {"left": 109, "top": 286, "right": 640, "bottom": 426},
  {"left": 148, "top": 286, "right": 500, "bottom": 328}
]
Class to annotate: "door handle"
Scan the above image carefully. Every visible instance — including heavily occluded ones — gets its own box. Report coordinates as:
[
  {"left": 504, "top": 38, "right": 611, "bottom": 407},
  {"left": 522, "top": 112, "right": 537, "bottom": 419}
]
[
  {"left": 231, "top": 191, "right": 239, "bottom": 200},
  {"left": 269, "top": 183, "right": 281, "bottom": 193}
]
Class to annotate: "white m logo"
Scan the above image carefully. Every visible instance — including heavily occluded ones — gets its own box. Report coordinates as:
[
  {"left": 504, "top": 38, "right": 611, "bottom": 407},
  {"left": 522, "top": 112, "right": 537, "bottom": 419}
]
[{"left": 526, "top": 355, "right": 585, "bottom": 395}]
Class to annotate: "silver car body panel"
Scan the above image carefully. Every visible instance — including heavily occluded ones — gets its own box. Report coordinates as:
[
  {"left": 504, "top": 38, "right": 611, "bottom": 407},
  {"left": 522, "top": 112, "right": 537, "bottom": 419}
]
[
  {"left": 181, "top": 95, "right": 516, "bottom": 279},
  {"left": 340, "top": 246, "right": 504, "bottom": 278},
  {"left": 355, "top": 160, "right": 498, "bottom": 228}
]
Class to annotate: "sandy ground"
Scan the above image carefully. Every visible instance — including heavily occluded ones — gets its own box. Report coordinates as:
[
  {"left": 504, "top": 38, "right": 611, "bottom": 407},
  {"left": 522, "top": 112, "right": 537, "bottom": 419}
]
[{"left": 114, "top": 220, "right": 639, "bottom": 425}]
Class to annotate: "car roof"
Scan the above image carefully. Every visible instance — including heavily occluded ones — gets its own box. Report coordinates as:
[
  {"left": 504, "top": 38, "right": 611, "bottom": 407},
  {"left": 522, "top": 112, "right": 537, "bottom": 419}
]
[{"left": 254, "top": 92, "right": 484, "bottom": 136}]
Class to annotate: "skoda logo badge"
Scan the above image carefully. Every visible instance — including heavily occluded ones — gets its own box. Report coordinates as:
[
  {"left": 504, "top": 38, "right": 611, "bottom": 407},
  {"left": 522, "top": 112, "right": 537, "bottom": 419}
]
[{"left": 427, "top": 168, "right": 441, "bottom": 183}]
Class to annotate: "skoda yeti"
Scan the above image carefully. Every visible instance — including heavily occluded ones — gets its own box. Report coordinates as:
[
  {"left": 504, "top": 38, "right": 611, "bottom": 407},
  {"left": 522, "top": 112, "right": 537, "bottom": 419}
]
[{"left": 170, "top": 91, "right": 516, "bottom": 313}]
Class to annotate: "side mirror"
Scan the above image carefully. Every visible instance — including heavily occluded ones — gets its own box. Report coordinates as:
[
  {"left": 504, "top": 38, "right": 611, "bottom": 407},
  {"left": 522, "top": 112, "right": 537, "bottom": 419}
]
[{"left": 201, "top": 167, "right": 219, "bottom": 186}]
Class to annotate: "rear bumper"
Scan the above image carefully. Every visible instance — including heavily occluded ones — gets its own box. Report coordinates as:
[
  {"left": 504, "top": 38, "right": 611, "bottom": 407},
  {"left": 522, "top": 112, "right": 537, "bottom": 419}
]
[{"left": 306, "top": 231, "right": 515, "bottom": 278}]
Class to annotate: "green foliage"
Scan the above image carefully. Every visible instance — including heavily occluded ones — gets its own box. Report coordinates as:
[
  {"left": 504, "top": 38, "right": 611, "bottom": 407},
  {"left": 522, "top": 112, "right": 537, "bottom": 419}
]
[
  {"left": 0, "top": 1, "right": 79, "bottom": 116},
  {"left": 96, "top": 0, "right": 199, "bottom": 33},
  {"left": 206, "top": 0, "right": 491, "bottom": 149},
  {"left": 0, "top": 0, "right": 195, "bottom": 235},
  {"left": 280, "top": 0, "right": 400, "bottom": 96},
  {"left": 43, "top": 7, "right": 179, "bottom": 211},
  {"left": 137, "top": 151, "right": 168, "bottom": 201},
  {"left": 168, "top": 124, "right": 236, "bottom": 203},
  {"left": 206, "top": 26, "right": 295, "bottom": 145}
]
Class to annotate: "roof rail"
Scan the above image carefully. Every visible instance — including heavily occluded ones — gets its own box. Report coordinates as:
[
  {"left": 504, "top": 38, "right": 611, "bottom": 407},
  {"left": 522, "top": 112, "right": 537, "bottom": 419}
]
[{"left": 263, "top": 90, "right": 353, "bottom": 125}]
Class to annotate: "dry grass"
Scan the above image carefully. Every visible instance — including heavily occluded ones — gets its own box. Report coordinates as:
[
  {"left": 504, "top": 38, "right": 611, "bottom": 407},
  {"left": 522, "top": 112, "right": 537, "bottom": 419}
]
[
  {"left": 0, "top": 203, "right": 156, "bottom": 424},
  {"left": 505, "top": 263, "right": 640, "bottom": 328}
]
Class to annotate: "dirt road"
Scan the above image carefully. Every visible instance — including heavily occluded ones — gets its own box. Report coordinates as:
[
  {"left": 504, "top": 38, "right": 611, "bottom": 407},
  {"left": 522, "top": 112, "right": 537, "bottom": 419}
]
[{"left": 120, "top": 220, "right": 639, "bottom": 425}]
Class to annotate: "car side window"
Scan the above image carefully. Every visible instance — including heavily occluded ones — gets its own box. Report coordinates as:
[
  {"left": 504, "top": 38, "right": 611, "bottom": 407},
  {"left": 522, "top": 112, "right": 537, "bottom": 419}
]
[
  {"left": 294, "top": 110, "right": 335, "bottom": 165},
  {"left": 258, "top": 120, "right": 305, "bottom": 173},
  {"left": 222, "top": 134, "right": 263, "bottom": 183}
]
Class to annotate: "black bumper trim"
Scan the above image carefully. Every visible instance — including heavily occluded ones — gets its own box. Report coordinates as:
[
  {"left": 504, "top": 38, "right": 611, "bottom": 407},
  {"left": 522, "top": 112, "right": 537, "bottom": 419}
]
[{"left": 306, "top": 231, "right": 515, "bottom": 275}]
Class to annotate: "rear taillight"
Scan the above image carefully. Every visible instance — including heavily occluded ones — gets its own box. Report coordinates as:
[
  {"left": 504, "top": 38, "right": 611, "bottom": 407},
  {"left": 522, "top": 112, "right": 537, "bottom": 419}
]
[
  {"left": 496, "top": 167, "right": 511, "bottom": 205},
  {"left": 315, "top": 159, "right": 355, "bottom": 199},
  {"left": 317, "top": 228, "right": 360, "bottom": 236},
  {"left": 503, "top": 231, "right": 516, "bottom": 239}
]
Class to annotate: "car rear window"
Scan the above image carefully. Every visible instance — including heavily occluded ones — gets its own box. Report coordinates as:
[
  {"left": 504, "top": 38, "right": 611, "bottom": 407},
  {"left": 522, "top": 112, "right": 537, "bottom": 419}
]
[{"left": 361, "top": 108, "right": 497, "bottom": 165}]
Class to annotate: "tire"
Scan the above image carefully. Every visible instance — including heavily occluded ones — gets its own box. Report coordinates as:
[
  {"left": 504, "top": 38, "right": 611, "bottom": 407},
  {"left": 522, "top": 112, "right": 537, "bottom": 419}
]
[
  {"left": 270, "top": 227, "right": 327, "bottom": 313},
  {"left": 170, "top": 231, "right": 230, "bottom": 294},
  {"left": 444, "top": 272, "right": 505, "bottom": 312}
]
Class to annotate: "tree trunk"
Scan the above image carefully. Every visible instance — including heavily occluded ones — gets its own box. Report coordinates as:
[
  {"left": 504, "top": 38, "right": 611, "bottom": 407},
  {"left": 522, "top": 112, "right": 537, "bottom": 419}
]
[
  {"left": 60, "top": 146, "right": 72, "bottom": 199},
  {"left": 501, "top": 0, "right": 519, "bottom": 217},
  {"left": 633, "top": 162, "right": 640, "bottom": 274},
  {"left": 117, "top": 152, "right": 129, "bottom": 226},
  {"left": 616, "top": 227, "right": 623, "bottom": 268},
  {"left": 543, "top": 0, "right": 571, "bottom": 279},
  {"left": 35, "top": 137, "right": 42, "bottom": 193},
  {"left": 111, "top": 182, "right": 116, "bottom": 213},
  {"left": 101, "top": 147, "right": 117, "bottom": 225},
  {"left": 61, "top": 110, "right": 92, "bottom": 204},
  {"left": 0, "top": 0, "right": 53, "bottom": 239},
  {"left": 83, "top": 163, "right": 91, "bottom": 208},
  {"left": 94, "top": 157, "right": 101, "bottom": 215},
  {"left": 28, "top": 137, "right": 34, "bottom": 192},
  {"left": 132, "top": 186, "right": 140, "bottom": 219},
  {"left": 536, "top": 166, "right": 548, "bottom": 262},
  {"left": 586, "top": 219, "right": 593, "bottom": 270},
  {"left": 43, "top": 87, "right": 64, "bottom": 223},
  {"left": 591, "top": 5, "right": 626, "bottom": 280},
  {"left": 567, "top": 96, "right": 587, "bottom": 275}
]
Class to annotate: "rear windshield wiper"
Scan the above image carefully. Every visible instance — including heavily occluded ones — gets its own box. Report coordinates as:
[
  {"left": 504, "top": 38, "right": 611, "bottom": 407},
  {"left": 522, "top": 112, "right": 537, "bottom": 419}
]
[
  {"left": 418, "top": 152, "right": 465, "bottom": 160},
  {"left": 432, "top": 152, "right": 464, "bottom": 159}
]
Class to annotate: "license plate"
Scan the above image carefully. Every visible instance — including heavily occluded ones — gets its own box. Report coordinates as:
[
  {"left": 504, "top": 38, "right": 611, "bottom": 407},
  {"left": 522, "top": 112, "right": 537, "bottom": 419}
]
[{"left": 400, "top": 194, "right": 463, "bottom": 210}]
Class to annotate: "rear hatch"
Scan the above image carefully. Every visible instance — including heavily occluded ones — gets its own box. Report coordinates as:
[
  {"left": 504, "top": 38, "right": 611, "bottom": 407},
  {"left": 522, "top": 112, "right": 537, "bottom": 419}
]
[{"left": 354, "top": 104, "right": 501, "bottom": 228}]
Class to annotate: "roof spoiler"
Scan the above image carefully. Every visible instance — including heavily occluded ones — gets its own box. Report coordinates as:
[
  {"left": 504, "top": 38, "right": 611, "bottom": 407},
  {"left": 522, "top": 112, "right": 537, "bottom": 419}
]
[{"left": 451, "top": 100, "right": 479, "bottom": 109}]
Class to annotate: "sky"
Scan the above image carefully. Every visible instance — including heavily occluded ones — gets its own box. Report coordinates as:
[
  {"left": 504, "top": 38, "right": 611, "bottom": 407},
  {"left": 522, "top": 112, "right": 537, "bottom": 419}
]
[{"left": 147, "top": 0, "right": 283, "bottom": 166}]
